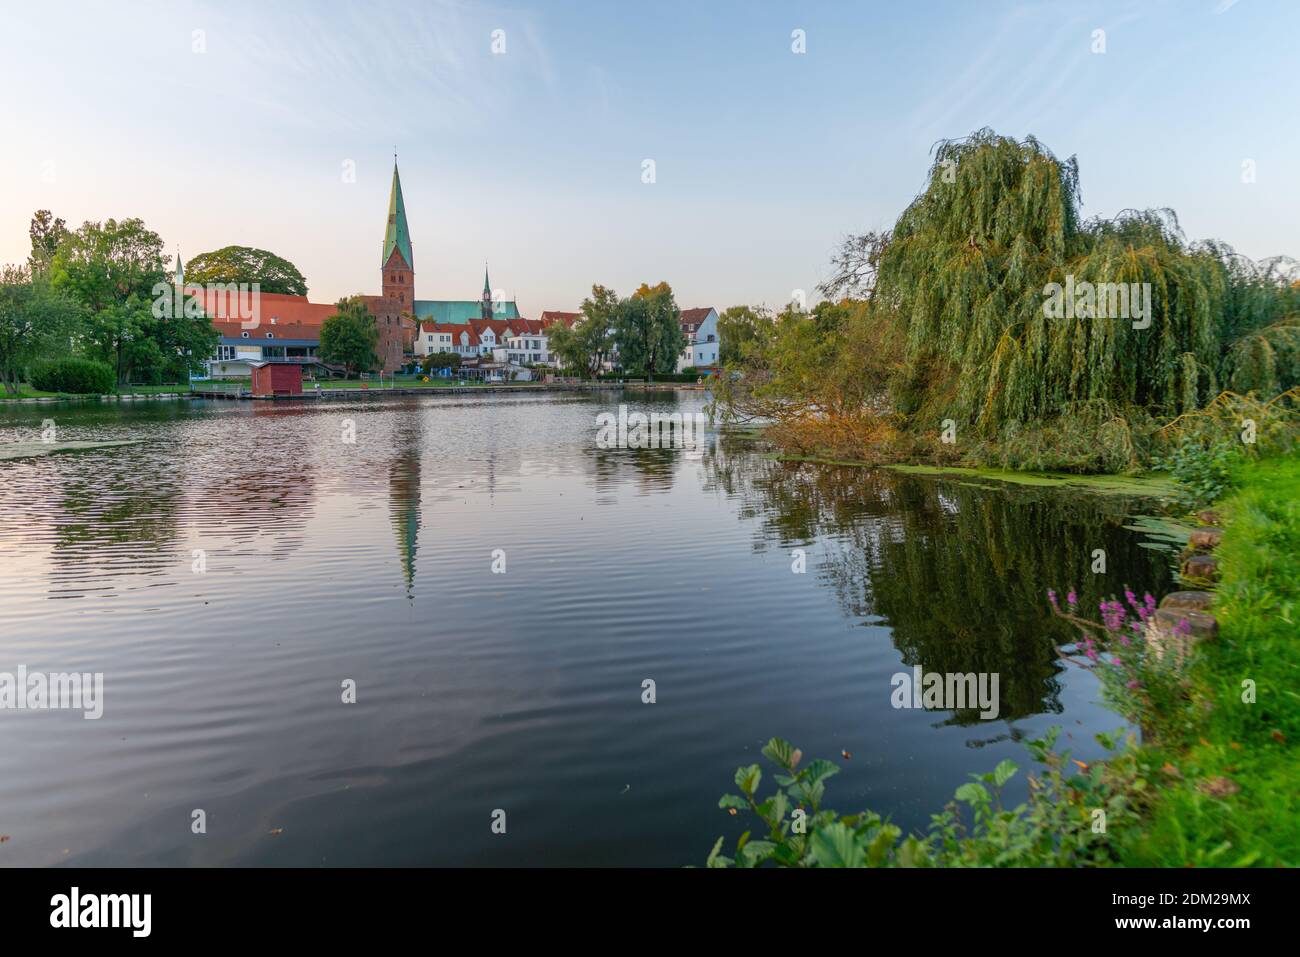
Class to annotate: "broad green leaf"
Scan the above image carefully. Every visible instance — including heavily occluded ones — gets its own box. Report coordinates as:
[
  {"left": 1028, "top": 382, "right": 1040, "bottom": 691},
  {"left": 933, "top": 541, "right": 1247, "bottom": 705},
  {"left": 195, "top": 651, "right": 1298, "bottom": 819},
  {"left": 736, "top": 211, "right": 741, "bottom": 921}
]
[
  {"left": 737, "top": 840, "right": 777, "bottom": 868},
  {"left": 735, "top": 763, "right": 761, "bottom": 796},
  {"left": 993, "top": 759, "right": 1018, "bottom": 788},
  {"left": 955, "top": 782, "right": 990, "bottom": 805},
  {"left": 762, "top": 738, "right": 796, "bottom": 769},
  {"left": 865, "top": 824, "right": 902, "bottom": 866},
  {"left": 810, "top": 822, "right": 865, "bottom": 868},
  {"left": 805, "top": 759, "right": 840, "bottom": 784}
]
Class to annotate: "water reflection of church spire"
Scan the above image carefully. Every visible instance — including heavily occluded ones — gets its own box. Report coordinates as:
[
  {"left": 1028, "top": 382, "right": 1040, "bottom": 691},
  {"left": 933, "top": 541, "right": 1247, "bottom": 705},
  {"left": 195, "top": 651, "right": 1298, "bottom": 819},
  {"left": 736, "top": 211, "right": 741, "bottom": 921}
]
[{"left": 389, "top": 422, "right": 422, "bottom": 596}]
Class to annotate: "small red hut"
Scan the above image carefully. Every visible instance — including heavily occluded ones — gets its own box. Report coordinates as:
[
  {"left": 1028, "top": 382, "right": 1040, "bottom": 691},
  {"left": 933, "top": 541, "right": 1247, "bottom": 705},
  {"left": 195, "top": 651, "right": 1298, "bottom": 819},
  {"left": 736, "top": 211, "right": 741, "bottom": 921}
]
[{"left": 249, "top": 361, "right": 303, "bottom": 397}]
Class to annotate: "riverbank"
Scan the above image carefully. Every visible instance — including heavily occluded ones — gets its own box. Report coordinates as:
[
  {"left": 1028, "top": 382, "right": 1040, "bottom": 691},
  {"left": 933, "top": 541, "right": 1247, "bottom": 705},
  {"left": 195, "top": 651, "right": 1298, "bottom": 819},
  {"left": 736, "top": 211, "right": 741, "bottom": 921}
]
[
  {"left": 1120, "top": 453, "right": 1300, "bottom": 866},
  {"left": 774, "top": 452, "right": 1181, "bottom": 499},
  {"left": 0, "top": 380, "right": 709, "bottom": 404},
  {"left": 710, "top": 450, "right": 1300, "bottom": 867}
]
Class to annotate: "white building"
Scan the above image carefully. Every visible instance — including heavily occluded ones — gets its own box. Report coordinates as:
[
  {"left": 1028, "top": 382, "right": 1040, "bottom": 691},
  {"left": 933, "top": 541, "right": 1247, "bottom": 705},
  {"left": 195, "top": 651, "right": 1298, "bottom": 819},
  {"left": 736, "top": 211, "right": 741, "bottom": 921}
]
[{"left": 676, "top": 307, "right": 719, "bottom": 372}]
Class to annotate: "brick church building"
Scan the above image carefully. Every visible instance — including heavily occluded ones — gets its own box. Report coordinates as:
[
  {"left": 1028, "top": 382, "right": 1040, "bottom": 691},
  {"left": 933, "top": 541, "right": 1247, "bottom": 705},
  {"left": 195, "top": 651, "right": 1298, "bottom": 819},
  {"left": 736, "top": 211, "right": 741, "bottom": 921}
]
[
  {"left": 200, "top": 159, "right": 521, "bottom": 376},
  {"left": 374, "top": 160, "right": 521, "bottom": 370}
]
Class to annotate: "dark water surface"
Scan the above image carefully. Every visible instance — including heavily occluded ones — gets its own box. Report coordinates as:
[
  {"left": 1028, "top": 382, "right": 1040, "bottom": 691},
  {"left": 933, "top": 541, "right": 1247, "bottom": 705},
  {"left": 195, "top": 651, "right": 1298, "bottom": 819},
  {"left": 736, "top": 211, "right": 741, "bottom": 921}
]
[{"left": 0, "top": 392, "right": 1170, "bottom": 866}]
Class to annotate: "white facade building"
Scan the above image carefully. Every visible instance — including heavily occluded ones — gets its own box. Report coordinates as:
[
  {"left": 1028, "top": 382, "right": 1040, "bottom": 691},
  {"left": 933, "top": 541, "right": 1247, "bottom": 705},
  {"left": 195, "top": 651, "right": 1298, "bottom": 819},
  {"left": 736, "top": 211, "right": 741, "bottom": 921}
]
[{"left": 676, "top": 307, "right": 720, "bottom": 372}]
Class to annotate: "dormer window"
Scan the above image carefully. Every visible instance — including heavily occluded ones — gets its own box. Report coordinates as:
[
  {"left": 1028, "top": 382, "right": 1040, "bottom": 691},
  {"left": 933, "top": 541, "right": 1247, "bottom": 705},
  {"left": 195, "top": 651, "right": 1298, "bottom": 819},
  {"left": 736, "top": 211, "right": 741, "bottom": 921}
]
[
  {"left": 265, "top": 332, "right": 274, "bottom": 339},
  {"left": 241, "top": 331, "right": 249, "bottom": 338}
]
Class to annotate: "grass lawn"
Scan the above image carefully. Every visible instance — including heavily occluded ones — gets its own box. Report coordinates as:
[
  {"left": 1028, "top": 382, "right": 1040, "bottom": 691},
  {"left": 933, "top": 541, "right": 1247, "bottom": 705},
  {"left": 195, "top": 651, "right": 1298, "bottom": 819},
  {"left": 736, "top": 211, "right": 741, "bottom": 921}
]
[
  {"left": 2, "top": 382, "right": 192, "bottom": 399},
  {"left": 1119, "top": 452, "right": 1300, "bottom": 866}
]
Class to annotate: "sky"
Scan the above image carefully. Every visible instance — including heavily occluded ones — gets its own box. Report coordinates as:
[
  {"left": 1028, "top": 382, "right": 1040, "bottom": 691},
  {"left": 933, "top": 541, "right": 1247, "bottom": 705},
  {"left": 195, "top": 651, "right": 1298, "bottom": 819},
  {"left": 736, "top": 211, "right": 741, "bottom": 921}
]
[{"left": 1, "top": 0, "right": 1296, "bottom": 315}]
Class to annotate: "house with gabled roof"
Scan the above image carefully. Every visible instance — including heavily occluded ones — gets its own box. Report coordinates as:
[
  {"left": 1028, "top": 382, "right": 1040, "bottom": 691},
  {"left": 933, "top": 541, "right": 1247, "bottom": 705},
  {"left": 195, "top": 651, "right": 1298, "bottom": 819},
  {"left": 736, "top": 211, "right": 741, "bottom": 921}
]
[{"left": 676, "top": 307, "right": 720, "bottom": 371}]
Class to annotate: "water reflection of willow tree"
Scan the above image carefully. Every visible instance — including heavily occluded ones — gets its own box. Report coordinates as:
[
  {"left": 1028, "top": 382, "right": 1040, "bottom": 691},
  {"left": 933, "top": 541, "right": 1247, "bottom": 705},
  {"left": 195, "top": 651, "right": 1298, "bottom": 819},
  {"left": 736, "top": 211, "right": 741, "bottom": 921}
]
[{"left": 705, "top": 435, "right": 1173, "bottom": 724}]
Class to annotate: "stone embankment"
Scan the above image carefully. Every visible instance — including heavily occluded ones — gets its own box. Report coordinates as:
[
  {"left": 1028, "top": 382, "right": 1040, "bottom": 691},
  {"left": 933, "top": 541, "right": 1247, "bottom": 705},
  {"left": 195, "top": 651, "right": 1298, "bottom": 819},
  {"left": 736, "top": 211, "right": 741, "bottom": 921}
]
[{"left": 1147, "top": 509, "right": 1224, "bottom": 663}]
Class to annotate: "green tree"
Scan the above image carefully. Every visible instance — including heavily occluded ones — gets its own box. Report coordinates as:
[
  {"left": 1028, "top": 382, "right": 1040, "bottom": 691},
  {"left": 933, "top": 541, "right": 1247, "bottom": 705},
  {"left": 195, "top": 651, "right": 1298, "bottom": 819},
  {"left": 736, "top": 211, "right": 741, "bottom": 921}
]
[
  {"left": 614, "top": 281, "right": 684, "bottom": 381},
  {"left": 0, "top": 265, "right": 84, "bottom": 395},
  {"left": 548, "top": 285, "right": 616, "bottom": 377},
  {"left": 184, "top": 245, "right": 309, "bottom": 297},
  {"left": 319, "top": 296, "right": 379, "bottom": 377},
  {"left": 724, "top": 129, "right": 1299, "bottom": 471},
  {"left": 420, "top": 350, "right": 461, "bottom": 373},
  {"left": 51, "top": 218, "right": 171, "bottom": 384},
  {"left": 717, "top": 305, "right": 774, "bottom": 364},
  {"left": 28, "top": 210, "right": 69, "bottom": 278}
]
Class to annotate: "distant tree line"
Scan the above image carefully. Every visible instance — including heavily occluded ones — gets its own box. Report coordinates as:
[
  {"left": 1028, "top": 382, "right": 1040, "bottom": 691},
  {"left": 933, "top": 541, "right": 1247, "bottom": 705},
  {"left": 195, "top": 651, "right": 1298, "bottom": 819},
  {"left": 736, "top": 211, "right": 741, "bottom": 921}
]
[{"left": 1, "top": 210, "right": 321, "bottom": 393}]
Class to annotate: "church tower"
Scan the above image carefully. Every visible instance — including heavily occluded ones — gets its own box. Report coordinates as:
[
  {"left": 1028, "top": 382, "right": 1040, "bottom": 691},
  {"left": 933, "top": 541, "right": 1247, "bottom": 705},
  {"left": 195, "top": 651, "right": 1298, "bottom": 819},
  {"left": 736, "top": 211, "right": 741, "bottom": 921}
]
[
  {"left": 481, "top": 263, "right": 493, "bottom": 320},
  {"left": 381, "top": 159, "right": 414, "bottom": 307},
  {"left": 370, "top": 157, "right": 415, "bottom": 373}
]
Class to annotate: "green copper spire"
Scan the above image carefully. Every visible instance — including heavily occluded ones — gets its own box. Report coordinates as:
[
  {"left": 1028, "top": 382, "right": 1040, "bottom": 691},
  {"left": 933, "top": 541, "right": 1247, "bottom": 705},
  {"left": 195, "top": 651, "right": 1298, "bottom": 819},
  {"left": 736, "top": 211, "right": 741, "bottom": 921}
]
[
  {"left": 383, "top": 160, "right": 413, "bottom": 269},
  {"left": 483, "top": 263, "right": 491, "bottom": 297}
]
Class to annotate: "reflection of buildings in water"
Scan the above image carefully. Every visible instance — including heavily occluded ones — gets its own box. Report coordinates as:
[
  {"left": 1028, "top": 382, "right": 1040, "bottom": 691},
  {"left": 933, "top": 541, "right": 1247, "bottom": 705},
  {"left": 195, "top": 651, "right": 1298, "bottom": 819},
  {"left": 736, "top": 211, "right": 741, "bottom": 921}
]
[
  {"left": 186, "top": 408, "right": 320, "bottom": 564},
  {"left": 36, "top": 409, "right": 324, "bottom": 590}
]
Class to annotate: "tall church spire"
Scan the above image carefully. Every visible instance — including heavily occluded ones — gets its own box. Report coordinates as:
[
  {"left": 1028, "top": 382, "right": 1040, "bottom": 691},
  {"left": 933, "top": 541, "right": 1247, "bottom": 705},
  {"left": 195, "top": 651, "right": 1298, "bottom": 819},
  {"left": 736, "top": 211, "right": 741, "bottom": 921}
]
[
  {"left": 383, "top": 159, "right": 413, "bottom": 270},
  {"left": 481, "top": 262, "right": 493, "bottom": 319}
]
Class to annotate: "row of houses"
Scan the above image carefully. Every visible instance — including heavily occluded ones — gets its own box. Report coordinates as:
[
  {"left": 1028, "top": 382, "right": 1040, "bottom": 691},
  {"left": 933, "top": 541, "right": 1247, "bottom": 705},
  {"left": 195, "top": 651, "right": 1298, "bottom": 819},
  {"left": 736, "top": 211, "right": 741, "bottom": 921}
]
[
  {"left": 200, "top": 292, "right": 720, "bottom": 379},
  {"left": 195, "top": 161, "right": 721, "bottom": 380}
]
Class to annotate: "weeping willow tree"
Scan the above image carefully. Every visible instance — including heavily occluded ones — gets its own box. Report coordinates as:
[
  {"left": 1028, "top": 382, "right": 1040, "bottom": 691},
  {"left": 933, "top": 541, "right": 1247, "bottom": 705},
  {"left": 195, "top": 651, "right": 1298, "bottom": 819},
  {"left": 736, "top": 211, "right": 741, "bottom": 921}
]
[
  {"left": 716, "top": 129, "right": 1300, "bottom": 470},
  {"left": 833, "top": 129, "right": 1300, "bottom": 467},
  {"left": 1215, "top": 252, "right": 1300, "bottom": 395},
  {"left": 875, "top": 132, "right": 1211, "bottom": 428}
]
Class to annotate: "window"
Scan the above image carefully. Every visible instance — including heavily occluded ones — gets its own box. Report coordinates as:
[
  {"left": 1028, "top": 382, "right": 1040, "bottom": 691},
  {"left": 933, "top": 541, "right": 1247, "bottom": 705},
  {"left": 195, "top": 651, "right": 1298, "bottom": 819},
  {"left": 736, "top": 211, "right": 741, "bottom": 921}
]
[
  {"left": 241, "top": 331, "right": 249, "bottom": 338},
  {"left": 265, "top": 332, "right": 274, "bottom": 339}
]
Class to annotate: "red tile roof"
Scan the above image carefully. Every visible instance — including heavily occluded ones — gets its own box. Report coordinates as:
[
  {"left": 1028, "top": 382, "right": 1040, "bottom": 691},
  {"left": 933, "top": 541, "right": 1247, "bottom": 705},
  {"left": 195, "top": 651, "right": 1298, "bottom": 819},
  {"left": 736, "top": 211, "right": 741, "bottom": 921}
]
[
  {"left": 539, "top": 310, "right": 581, "bottom": 328},
  {"left": 504, "top": 319, "right": 544, "bottom": 336},
  {"left": 468, "top": 318, "right": 513, "bottom": 338},
  {"left": 192, "top": 289, "right": 337, "bottom": 331},
  {"left": 212, "top": 319, "right": 322, "bottom": 341},
  {"left": 679, "top": 306, "right": 714, "bottom": 335},
  {"left": 419, "top": 321, "right": 480, "bottom": 344},
  {"left": 681, "top": 310, "right": 712, "bottom": 335}
]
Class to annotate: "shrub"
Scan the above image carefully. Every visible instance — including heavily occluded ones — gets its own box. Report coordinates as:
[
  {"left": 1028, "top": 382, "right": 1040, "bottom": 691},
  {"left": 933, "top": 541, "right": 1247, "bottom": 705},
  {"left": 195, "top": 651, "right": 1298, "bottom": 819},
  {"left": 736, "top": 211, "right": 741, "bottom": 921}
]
[
  {"left": 27, "top": 357, "right": 115, "bottom": 394},
  {"left": 1152, "top": 439, "right": 1244, "bottom": 509},
  {"left": 706, "top": 733, "right": 1142, "bottom": 867}
]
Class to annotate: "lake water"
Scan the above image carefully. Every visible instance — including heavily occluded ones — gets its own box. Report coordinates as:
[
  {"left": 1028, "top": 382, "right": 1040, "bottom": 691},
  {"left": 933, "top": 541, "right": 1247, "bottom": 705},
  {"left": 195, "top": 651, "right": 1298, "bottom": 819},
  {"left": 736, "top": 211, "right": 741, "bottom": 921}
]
[{"left": 0, "top": 391, "right": 1171, "bottom": 866}]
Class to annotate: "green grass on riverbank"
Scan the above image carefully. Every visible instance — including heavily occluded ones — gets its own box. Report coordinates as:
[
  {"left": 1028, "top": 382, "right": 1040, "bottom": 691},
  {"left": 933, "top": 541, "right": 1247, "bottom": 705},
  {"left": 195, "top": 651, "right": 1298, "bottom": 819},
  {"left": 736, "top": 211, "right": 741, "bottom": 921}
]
[
  {"left": 1120, "top": 453, "right": 1300, "bottom": 866},
  {"left": 2, "top": 383, "right": 192, "bottom": 400}
]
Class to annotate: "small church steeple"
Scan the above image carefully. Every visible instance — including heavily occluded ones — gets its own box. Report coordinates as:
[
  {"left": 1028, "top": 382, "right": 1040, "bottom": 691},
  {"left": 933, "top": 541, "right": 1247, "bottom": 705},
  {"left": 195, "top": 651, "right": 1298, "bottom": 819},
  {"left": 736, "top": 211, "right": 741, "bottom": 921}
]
[{"left": 481, "top": 262, "right": 493, "bottom": 319}]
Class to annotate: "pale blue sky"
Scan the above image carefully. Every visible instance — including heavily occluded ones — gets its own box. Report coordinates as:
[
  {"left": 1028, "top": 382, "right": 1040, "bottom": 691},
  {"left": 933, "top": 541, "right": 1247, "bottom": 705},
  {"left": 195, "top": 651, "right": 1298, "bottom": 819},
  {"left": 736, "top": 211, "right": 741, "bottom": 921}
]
[{"left": 1, "top": 0, "right": 1296, "bottom": 314}]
